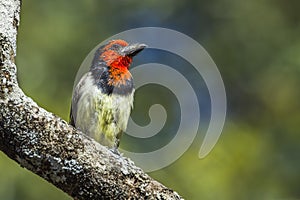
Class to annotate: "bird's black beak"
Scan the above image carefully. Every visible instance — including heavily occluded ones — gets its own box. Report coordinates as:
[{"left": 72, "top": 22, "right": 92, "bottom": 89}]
[{"left": 121, "top": 43, "right": 147, "bottom": 57}]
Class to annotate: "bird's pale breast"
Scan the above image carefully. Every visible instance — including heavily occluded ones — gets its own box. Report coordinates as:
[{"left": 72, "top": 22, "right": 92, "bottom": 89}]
[{"left": 74, "top": 73, "right": 134, "bottom": 148}]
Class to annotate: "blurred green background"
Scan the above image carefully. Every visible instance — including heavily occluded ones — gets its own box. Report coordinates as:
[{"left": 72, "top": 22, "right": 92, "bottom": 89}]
[{"left": 1, "top": 0, "right": 300, "bottom": 199}]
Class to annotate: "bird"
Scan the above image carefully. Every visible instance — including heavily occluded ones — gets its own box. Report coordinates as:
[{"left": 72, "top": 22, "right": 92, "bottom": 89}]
[{"left": 70, "top": 39, "right": 146, "bottom": 150}]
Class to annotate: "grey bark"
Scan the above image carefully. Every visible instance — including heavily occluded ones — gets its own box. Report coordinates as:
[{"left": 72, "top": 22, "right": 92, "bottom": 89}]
[{"left": 0, "top": 1, "right": 183, "bottom": 199}]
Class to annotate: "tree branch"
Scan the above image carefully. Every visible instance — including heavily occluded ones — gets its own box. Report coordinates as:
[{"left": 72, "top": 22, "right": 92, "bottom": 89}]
[{"left": 0, "top": 1, "right": 182, "bottom": 199}]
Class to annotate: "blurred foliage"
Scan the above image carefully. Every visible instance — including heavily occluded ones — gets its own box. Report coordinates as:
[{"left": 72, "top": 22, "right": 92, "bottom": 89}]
[{"left": 1, "top": 0, "right": 299, "bottom": 199}]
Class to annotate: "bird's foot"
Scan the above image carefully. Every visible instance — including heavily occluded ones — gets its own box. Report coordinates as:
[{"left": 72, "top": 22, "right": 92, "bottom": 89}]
[{"left": 109, "top": 147, "right": 121, "bottom": 156}]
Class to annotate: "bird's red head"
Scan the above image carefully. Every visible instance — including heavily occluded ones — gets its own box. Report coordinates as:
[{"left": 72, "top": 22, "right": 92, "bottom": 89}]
[
  {"left": 100, "top": 40, "right": 131, "bottom": 69},
  {"left": 97, "top": 39, "right": 146, "bottom": 86},
  {"left": 100, "top": 39, "right": 146, "bottom": 69}
]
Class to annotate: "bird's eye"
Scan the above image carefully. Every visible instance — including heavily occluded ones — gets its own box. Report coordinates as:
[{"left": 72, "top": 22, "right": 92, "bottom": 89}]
[{"left": 111, "top": 44, "right": 120, "bottom": 50}]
